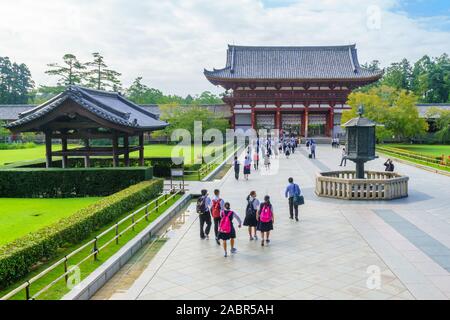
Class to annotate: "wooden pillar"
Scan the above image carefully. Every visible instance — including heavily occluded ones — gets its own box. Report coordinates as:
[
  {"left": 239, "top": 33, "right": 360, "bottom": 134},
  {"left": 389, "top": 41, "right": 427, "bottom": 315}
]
[
  {"left": 124, "top": 133, "right": 130, "bottom": 166},
  {"left": 329, "top": 107, "right": 334, "bottom": 138},
  {"left": 61, "top": 136, "right": 68, "bottom": 168},
  {"left": 251, "top": 108, "right": 256, "bottom": 129},
  {"left": 45, "top": 131, "right": 52, "bottom": 168},
  {"left": 139, "top": 133, "right": 144, "bottom": 166},
  {"left": 276, "top": 110, "right": 281, "bottom": 130},
  {"left": 84, "top": 138, "right": 91, "bottom": 168},
  {"left": 301, "top": 111, "right": 306, "bottom": 137},
  {"left": 112, "top": 132, "right": 119, "bottom": 167},
  {"left": 304, "top": 107, "right": 309, "bottom": 138}
]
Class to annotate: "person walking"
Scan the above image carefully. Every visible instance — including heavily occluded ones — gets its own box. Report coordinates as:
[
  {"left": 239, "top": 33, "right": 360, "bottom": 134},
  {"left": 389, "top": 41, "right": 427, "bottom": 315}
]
[
  {"left": 218, "top": 202, "right": 242, "bottom": 257},
  {"left": 243, "top": 156, "right": 252, "bottom": 180},
  {"left": 196, "top": 189, "right": 212, "bottom": 239},
  {"left": 339, "top": 147, "right": 347, "bottom": 167},
  {"left": 233, "top": 156, "right": 240, "bottom": 180},
  {"left": 257, "top": 195, "right": 274, "bottom": 246},
  {"left": 310, "top": 141, "right": 316, "bottom": 159},
  {"left": 285, "top": 177, "right": 301, "bottom": 221},
  {"left": 264, "top": 151, "right": 271, "bottom": 170},
  {"left": 243, "top": 191, "right": 260, "bottom": 241},
  {"left": 210, "top": 189, "right": 225, "bottom": 245},
  {"left": 253, "top": 151, "right": 259, "bottom": 170},
  {"left": 285, "top": 146, "right": 290, "bottom": 158}
]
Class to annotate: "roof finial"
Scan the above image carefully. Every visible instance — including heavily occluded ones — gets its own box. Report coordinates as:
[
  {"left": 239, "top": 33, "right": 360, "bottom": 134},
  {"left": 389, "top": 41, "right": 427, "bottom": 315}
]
[{"left": 357, "top": 104, "right": 364, "bottom": 117}]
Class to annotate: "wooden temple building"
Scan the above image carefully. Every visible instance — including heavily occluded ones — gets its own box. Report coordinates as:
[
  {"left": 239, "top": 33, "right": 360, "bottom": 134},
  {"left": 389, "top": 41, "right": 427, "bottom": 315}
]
[
  {"left": 5, "top": 85, "right": 168, "bottom": 168},
  {"left": 204, "top": 45, "right": 383, "bottom": 138}
]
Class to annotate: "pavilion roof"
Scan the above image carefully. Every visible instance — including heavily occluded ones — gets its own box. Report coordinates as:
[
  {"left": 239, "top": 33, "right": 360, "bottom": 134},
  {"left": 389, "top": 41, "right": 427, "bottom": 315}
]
[
  {"left": 204, "top": 45, "right": 383, "bottom": 82},
  {"left": 5, "top": 86, "right": 168, "bottom": 131}
]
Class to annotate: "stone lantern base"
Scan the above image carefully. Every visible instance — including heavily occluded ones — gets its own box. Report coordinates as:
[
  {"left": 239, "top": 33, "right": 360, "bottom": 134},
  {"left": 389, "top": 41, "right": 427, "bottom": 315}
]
[{"left": 315, "top": 171, "right": 409, "bottom": 200}]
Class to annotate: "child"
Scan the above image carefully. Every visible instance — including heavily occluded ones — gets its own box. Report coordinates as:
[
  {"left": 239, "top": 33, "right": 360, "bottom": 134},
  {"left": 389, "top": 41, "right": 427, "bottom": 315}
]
[
  {"left": 218, "top": 202, "right": 242, "bottom": 257},
  {"left": 243, "top": 156, "right": 251, "bottom": 180},
  {"left": 243, "top": 191, "right": 260, "bottom": 240},
  {"left": 210, "top": 189, "right": 225, "bottom": 245},
  {"left": 257, "top": 195, "right": 275, "bottom": 246}
]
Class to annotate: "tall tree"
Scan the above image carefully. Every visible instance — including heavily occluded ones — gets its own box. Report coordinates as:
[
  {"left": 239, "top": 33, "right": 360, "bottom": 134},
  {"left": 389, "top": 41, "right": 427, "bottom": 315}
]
[
  {"left": 381, "top": 58, "right": 413, "bottom": 90},
  {"left": 0, "top": 56, "right": 34, "bottom": 104},
  {"left": 85, "top": 52, "right": 122, "bottom": 91},
  {"left": 45, "top": 54, "right": 86, "bottom": 86}
]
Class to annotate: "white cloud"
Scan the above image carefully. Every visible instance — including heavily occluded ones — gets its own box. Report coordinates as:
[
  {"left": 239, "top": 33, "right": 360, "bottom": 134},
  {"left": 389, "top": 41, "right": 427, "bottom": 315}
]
[{"left": 0, "top": 0, "right": 449, "bottom": 96}]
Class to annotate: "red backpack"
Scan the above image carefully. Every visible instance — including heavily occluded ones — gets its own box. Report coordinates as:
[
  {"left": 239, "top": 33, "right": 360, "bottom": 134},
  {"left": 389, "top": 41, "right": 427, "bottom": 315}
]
[
  {"left": 219, "top": 211, "right": 233, "bottom": 234},
  {"left": 259, "top": 204, "right": 273, "bottom": 223},
  {"left": 211, "top": 199, "right": 221, "bottom": 218}
]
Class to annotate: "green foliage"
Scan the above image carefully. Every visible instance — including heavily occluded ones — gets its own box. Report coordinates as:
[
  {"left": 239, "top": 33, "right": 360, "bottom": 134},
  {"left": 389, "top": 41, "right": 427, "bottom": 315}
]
[
  {"left": 343, "top": 86, "right": 429, "bottom": 142},
  {"left": 158, "top": 104, "right": 229, "bottom": 139},
  {"left": 84, "top": 52, "right": 122, "bottom": 91},
  {"left": 0, "top": 57, "right": 34, "bottom": 104},
  {"left": 29, "top": 85, "right": 65, "bottom": 104},
  {"left": 45, "top": 54, "right": 86, "bottom": 86},
  {"left": 0, "top": 142, "right": 36, "bottom": 150},
  {"left": 426, "top": 107, "right": 450, "bottom": 143},
  {"left": 126, "top": 77, "right": 223, "bottom": 105},
  {"left": 0, "top": 167, "right": 153, "bottom": 198},
  {"left": 0, "top": 179, "right": 163, "bottom": 288}
]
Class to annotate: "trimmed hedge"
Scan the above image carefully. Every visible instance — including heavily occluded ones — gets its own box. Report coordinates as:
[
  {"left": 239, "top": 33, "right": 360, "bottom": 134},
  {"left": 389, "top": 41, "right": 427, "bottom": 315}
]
[
  {"left": 0, "top": 179, "right": 163, "bottom": 288},
  {"left": 0, "top": 167, "right": 153, "bottom": 198},
  {"left": 8, "top": 157, "right": 183, "bottom": 178}
]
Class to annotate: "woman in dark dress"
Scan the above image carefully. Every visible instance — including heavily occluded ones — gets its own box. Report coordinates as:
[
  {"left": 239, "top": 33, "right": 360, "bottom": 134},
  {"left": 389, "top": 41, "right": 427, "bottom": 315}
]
[
  {"left": 243, "top": 191, "right": 260, "bottom": 241},
  {"left": 218, "top": 202, "right": 242, "bottom": 257},
  {"left": 257, "top": 195, "right": 275, "bottom": 246},
  {"left": 233, "top": 156, "right": 240, "bottom": 180}
]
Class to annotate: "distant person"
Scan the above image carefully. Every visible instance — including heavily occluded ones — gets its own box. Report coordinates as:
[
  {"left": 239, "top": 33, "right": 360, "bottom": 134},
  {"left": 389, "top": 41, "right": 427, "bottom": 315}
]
[
  {"left": 384, "top": 159, "right": 394, "bottom": 172},
  {"left": 253, "top": 151, "right": 259, "bottom": 170},
  {"left": 285, "top": 146, "right": 290, "bottom": 158},
  {"left": 233, "top": 156, "right": 240, "bottom": 180},
  {"left": 196, "top": 189, "right": 211, "bottom": 239},
  {"left": 210, "top": 189, "right": 224, "bottom": 245},
  {"left": 218, "top": 202, "right": 242, "bottom": 257},
  {"left": 243, "top": 156, "right": 252, "bottom": 180},
  {"left": 285, "top": 177, "right": 301, "bottom": 221},
  {"left": 257, "top": 195, "right": 275, "bottom": 246},
  {"left": 243, "top": 191, "right": 260, "bottom": 241},
  {"left": 264, "top": 152, "right": 271, "bottom": 170},
  {"left": 310, "top": 142, "right": 316, "bottom": 159},
  {"left": 340, "top": 147, "right": 347, "bottom": 167}
]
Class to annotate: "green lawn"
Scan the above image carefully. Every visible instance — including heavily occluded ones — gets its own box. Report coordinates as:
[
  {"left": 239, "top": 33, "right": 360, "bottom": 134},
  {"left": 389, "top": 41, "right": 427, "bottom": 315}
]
[
  {"left": 0, "top": 143, "right": 226, "bottom": 166},
  {"left": 0, "top": 197, "right": 101, "bottom": 246},
  {"left": 383, "top": 144, "right": 450, "bottom": 157}
]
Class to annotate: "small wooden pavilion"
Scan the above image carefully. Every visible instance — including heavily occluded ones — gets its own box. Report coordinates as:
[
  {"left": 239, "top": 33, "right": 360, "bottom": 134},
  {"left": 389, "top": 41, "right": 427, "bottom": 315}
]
[{"left": 6, "top": 85, "right": 168, "bottom": 168}]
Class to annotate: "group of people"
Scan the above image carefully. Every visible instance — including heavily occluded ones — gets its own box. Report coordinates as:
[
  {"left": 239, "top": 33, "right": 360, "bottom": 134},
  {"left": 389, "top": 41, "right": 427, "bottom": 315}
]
[{"left": 196, "top": 177, "right": 303, "bottom": 258}]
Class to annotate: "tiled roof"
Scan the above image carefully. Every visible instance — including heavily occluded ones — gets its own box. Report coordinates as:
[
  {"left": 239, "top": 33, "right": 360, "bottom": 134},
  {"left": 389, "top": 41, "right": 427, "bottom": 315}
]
[
  {"left": 5, "top": 86, "right": 168, "bottom": 131},
  {"left": 0, "top": 105, "right": 35, "bottom": 121},
  {"left": 204, "top": 45, "right": 383, "bottom": 81},
  {"left": 416, "top": 104, "right": 450, "bottom": 118}
]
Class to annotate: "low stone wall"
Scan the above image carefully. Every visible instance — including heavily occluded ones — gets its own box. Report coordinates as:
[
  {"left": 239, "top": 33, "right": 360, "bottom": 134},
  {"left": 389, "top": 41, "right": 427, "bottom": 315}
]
[{"left": 315, "top": 171, "right": 409, "bottom": 200}]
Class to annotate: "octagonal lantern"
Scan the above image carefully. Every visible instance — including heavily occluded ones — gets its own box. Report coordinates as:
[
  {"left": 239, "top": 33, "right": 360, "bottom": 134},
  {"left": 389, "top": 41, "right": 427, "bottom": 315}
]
[{"left": 342, "top": 106, "right": 377, "bottom": 179}]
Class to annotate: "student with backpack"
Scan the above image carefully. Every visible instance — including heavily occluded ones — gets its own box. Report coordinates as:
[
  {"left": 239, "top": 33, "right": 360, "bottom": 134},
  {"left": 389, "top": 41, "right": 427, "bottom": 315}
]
[
  {"left": 257, "top": 195, "right": 275, "bottom": 246},
  {"left": 210, "top": 189, "right": 225, "bottom": 245},
  {"left": 196, "top": 189, "right": 211, "bottom": 239},
  {"left": 218, "top": 202, "right": 242, "bottom": 257},
  {"left": 243, "top": 191, "right": 260, "bottom": 241}
]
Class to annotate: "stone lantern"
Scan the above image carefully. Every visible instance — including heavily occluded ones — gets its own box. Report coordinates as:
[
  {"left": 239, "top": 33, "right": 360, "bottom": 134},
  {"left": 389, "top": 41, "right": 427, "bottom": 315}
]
[{"left": 342, "top": 105, "right": 377, "bottom": 179}]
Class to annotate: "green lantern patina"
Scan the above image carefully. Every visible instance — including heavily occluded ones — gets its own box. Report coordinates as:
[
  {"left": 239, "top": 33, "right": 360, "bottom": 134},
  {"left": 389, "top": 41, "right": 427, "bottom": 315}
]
[{"left": 342, "top": 105, "right": 377, "bottom": 179}]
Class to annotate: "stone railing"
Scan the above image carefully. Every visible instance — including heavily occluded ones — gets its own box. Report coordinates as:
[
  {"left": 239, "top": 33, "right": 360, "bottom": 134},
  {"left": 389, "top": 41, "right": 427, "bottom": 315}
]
[{"left": 315, "top": 171, "right": 409, "bottom": 200}]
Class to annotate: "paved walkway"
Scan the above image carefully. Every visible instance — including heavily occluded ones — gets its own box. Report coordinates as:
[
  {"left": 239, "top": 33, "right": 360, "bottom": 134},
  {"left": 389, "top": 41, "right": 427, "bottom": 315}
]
[{"left": 109, "top": 145, "right": 450, "bottom": 300}]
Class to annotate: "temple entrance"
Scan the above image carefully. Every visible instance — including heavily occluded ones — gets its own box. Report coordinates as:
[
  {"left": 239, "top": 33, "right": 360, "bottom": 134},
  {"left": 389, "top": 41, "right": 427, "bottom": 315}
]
[
  {"left": 307, "top": 114, "right": 327, "bottom": 137},
  {"left": 256, "top": 113, "right": 275, "bottom": 130},
  {"left": 281, "top": 113, "right": 301, "bottom": 136}
]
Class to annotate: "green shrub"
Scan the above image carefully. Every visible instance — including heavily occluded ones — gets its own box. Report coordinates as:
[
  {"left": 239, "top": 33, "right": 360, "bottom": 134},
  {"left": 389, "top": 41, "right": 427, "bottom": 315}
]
[
  {"left": 0, "top": 179, "right": 163, "bottom": 288},
  {"left": 10, "top": 157, "right": 183, "bottom": 178},
  {"left": 0, "top": 167, "right": 153, "bottom": 198},
  {"left": 0, "top": 142, "right": 36, "bottom": 150}
]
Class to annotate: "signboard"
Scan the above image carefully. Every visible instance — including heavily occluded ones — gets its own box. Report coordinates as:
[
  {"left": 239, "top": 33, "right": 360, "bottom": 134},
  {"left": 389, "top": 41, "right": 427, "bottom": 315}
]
[{"left": 170, "top": 168, "right": 184, "bottom": 177}]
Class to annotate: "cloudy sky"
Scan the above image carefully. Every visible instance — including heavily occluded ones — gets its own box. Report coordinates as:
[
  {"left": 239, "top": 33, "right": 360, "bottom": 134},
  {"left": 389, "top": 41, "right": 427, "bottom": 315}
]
[{"left": 1, "top": 0, "right": 449, "bottom": 96}]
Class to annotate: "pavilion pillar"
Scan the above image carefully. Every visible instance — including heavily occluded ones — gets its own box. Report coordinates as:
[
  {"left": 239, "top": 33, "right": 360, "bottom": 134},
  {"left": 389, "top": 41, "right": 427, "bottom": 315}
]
[
  {"left": 275, "top": 110, "right": 281, "bottom": 131},
  {"left": 124, "top": 133, "right": 130, "bottom": 166},
  {"left": 45, "top": 131, "right": 52, "bottom": 168},
  {"left": 112, "top": 132, "right": 119, "bottom": 167},
  {"left": 61, "top": 136, "right": 68, "bottom": 168},
  {"left": 84, "top": 139, "right": 91, "bottom": 168},
  {"left": 304, "top": 108, "right": 309, "bottom": 138},
  {"left": 139, "top": 133, "right": 145, "bottom": 166}
]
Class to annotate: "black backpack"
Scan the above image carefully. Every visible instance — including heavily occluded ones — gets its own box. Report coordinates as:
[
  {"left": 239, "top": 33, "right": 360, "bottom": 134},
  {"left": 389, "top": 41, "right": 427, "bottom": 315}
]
[
  {"left": 196, "top": 196, "right": 207, "bottom": 214},
  {"left": 246, "top": 198, "right": 256, "bottom": 217}
]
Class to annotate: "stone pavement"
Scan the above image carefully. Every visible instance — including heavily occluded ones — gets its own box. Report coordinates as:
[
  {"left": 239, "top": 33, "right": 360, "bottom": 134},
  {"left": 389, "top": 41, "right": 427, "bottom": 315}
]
[{"left": 107, "top": 145, "right": 450, "bottom": 300}]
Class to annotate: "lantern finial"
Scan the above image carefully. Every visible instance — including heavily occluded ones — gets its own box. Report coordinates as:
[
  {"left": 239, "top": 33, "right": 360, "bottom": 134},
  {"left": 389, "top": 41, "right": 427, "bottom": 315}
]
[{"left": 357, "top": 105, "right": 364, "bottom": 117}]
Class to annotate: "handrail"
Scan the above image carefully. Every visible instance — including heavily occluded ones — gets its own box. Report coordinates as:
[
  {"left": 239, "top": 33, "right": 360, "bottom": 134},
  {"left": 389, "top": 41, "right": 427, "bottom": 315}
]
[{"left": 1, "top": 187, "right": 185, "bottom": 301}]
